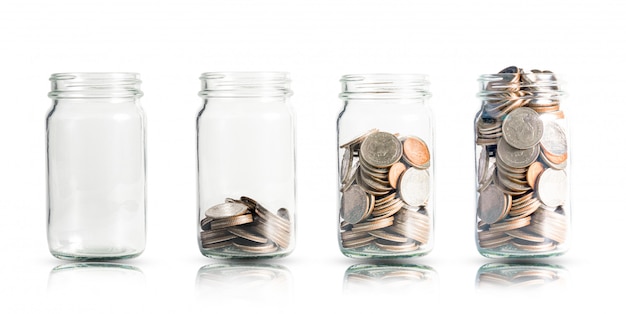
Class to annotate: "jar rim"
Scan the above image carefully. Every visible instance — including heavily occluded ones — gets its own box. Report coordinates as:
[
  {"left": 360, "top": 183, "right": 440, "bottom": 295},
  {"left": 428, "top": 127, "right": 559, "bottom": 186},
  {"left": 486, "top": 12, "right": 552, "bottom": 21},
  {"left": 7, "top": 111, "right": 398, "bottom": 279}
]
[
  {"left": 199, "top": 71, "right": 292, "bottom": 98},
  {"left": 49, "top": 72, "right": 143, "bottom": 99},
  {"left": 340, "top": 73, "right": 431, "bottom": 100}
]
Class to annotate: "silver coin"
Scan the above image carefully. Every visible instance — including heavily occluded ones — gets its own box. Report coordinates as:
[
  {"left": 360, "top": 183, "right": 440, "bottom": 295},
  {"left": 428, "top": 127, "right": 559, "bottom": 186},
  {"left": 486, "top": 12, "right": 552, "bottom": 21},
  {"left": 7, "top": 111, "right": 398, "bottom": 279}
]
[
  {"left": 478, "top": 184, "right": 510, "bottom": 224},
  {"left": 341, "top": 185, "right": 370, "bottom": 224},
  {"left": 340, "top": 148, "right": 353, "bottom": 184},
  {"left": 502, "top": 107, "right": 543, "bottom": 149},
  {"left": 360, "top": 131, "right": 403, "bottom": 168},
  {"left": 205, "top": 202, "right": 249, "bottom": 219},
  {"left": 540, "top": 120, "right": 567, "bottom": 156},
  {"left": 536, "top": 168, "right": 568, "bottom": 207},
  {"left": 398, "top": 167, "right": 430, "bottom": 207},
  {"left": 477, "top": 146, "right": 489, "bottom": 185},
  {"left": 496, "top": 138, "right": 540, "bottom": 169}
]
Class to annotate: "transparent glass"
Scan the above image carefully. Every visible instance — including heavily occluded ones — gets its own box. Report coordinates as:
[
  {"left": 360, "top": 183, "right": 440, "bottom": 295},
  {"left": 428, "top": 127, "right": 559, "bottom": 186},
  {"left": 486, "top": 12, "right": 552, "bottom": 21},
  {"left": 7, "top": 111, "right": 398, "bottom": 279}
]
[
  {"left": 196, "top": 72, "right": 296, "bottom": 259},
  {"left": 46, "top": 72, "right": 146, "bottom": 260},
  {"left": 474, "top": 67, "right": 571, "bottom": 258},
  {"left": 336, "top": 74, "right": 434, "bottom": 258}
]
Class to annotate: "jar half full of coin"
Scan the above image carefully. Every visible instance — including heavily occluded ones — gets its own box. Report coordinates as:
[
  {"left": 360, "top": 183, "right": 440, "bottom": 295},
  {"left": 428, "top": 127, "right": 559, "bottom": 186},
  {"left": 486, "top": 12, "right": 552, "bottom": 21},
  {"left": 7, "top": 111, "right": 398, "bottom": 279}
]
[
  {"left": 474, "top": 66, "right": 571, "bottom": 258},
  {"left": 336, "top": 74, "right": 435, "bottom": 258},
  {"left": 196, "top": 72, "right": 296, "bottom": 259}
]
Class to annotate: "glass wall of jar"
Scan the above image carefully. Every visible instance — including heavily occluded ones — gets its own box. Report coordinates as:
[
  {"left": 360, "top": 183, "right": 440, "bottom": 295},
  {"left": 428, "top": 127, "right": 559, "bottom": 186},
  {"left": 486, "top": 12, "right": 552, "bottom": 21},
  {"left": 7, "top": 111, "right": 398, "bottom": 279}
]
[
  {"left": 474, "top": 66, "right": 570, "bottom": 258},
  {"left": 196, "top": 72, "right": 296, "bottom": 259},
  {"left": 337, "top": 74, "right": 434, "bottom": 258},
  {"left": 46, "top": 73, "right": 146, "bottom": 260}
]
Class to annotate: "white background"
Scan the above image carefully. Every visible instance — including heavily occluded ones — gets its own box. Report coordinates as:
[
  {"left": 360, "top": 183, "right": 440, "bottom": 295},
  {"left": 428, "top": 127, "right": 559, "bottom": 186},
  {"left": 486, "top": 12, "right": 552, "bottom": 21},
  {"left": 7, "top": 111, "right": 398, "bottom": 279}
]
[{"left": 1, "top": 0, "right": 625, "bottom": 312}]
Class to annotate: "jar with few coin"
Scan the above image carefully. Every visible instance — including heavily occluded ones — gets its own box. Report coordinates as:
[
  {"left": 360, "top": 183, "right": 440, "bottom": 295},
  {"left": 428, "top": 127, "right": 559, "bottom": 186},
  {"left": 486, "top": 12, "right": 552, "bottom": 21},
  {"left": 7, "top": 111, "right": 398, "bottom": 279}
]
[
  {"left": 474, "top": 66, "right": 571, "bottom": 258},
  {"left": 196, "top": 72, "right": 296, "bottom": 259},
  {"left": 46, "top": 73, "right": 146, "bottom": 260},
  {"left": 336, "top": 74, "right": 434, "bottom": 258}
]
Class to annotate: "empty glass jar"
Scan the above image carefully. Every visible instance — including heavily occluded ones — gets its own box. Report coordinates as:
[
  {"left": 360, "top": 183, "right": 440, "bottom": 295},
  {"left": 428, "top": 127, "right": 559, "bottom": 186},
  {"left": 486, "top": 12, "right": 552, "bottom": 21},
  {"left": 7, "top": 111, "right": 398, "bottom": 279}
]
[
  {"left": 474, "top": 66, "right": 571, "bottom": 258},
  {"left": 336, "top": 74, "right": 435, "bottom": 258},
  {"left": 46, "top": 73, "right": 146, "bottom": 260},
  {"left": 196, "top": 72, "right": 296, "bottom": 259}
]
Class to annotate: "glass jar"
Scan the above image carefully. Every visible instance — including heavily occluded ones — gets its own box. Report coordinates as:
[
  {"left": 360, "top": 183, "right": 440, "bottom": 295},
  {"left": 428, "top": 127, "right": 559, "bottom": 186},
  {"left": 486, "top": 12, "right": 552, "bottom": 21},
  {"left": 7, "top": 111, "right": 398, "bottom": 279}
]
[
  {"left": 196, "top": 72, "right": 296, "bottom": 259},
  {"left": 46, "top": 72, "right": 146, "bottom": 260},
  {"left": 474, "top": 66, "right": 571, "bottom": 258},
  {"left": 336, "top": 74, "right": 434, "bottom": 258}
]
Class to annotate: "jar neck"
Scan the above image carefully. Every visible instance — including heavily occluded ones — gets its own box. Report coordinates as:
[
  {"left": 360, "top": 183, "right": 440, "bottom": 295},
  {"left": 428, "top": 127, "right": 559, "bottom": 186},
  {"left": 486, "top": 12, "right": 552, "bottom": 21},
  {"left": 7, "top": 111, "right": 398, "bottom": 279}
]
[
  {"left": 48, "top": 73, "right": 143, "bottom": 100},
  {"left": 340, "top": 74, "right": 431, "bottom": 100},
  {"left": 477, "top": 69, "right": 565, "bottom": 118},
  {"left": 198, "top": 72, "right": 292, "bottom": 98}
]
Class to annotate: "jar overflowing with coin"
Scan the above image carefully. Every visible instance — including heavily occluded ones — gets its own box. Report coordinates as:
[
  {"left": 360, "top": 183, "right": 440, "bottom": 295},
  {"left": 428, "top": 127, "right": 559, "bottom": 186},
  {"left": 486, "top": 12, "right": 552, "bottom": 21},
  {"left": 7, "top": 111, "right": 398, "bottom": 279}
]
[
  {"left": 196, "top": 72, "right": 296, "bottom": 259},
  {"left": 474, "top": 66, "right": 570, "bottom": 258},
  {"left": 337, "top": 74, "right": 434, "bottom": 258}
]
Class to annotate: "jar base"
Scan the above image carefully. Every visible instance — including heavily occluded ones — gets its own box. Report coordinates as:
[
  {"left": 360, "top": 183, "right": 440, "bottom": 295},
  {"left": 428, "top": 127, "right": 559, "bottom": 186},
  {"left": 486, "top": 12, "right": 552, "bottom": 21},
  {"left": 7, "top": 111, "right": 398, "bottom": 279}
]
[{"left": 50, "top": 247, "right": 143, "bottom": 261}]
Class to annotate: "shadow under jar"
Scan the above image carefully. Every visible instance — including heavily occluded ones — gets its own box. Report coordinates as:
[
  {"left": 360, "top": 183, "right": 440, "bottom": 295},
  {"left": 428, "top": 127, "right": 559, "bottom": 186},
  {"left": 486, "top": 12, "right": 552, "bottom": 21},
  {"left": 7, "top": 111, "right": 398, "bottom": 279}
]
[
  {"left": 196, "top": 72, "right": 296, "bottom": 259},
  {"left": 337, "top": 74, "right": 435, "bottom": 258},
  {"left": 46, "top": 73, "right": 146, "bottom": 260},
  {"left": 474, "top": 66, "right": 571, "bottom": 258}
]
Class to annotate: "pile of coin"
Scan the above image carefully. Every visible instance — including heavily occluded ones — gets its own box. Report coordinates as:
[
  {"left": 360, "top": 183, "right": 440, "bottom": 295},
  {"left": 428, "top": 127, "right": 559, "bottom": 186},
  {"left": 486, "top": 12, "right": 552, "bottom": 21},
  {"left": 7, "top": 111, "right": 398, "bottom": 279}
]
[
  {"left": 200, "top": 196, "right": 291, "bottom": 254},
  {"left": 475, "top": 66, "right": 569, "bottom": 254},
  {"left": 339, "top": 129, "right": 432, "bottom": 254}
]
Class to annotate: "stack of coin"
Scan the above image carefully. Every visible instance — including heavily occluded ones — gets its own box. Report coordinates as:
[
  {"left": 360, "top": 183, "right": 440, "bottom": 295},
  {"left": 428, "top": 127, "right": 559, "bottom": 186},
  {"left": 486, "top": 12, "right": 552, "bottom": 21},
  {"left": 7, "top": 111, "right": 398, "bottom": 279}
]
[
  {"left": 475, "top": 66, "right": 569, "bottom": 254},
  {"left": 340, "top": 129, "right": 432, "bottom": 254},
  {"left": 200, "top": 196, "right": 291, "bottom": 254}
]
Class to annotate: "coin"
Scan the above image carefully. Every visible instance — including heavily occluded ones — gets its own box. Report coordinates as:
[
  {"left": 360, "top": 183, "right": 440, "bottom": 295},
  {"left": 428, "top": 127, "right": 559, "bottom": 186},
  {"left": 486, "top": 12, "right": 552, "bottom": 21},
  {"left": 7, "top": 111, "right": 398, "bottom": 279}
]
[
  {"left": 228, "top": 226, "right": 268, "bottom": 244},
  {"left": 341, "top": 128, "right": 379, "bottom": 149},
  {"left": 398, "top": 167, "right": 430, "bottom": 207},
  {"left": 526, "top": 161, "right": 544, "bottom": 190},
  {"left": 402, "top": 136, "right": 430, "bottom": 168},
  {"left": 502, "top": 107, "right": 544, "bottom": 149},
  {"left": 374, "top": 239, "right": 419, "bottom": 252},
  {"left": 340, "top": 148, "right": 353, "bottom": 184},
  {"left": 478, "top": 185, "right": 510, "bottom": 224},
  {"left": 200, "top": 196, "right": 293, "bottom": 254},
  {"left": 233, "top": 238, "right": 278, "bottom": 254},
  {"left": 360, "top": 131, "right": 403, "bottom": 168},
  {"left": 205, "top": 202, "right": 249, "bottom": 219},
  {"left": 209, "top": 213, "right": 254, "bottom": 230},
  {"left": 369, "top": 229, "right": 409, "bottom": 243},
  {"left": 341, "top": 185, "right": 370, "bottom": 224},
  {"left": 388, "top": 162, "right": 406, "bottom": 189},
  {"left": 496, "top": 138, "right": 540, "bottom": 169},
  {"left": 536, "top": 168, "right": 567, "bottom": 207}
]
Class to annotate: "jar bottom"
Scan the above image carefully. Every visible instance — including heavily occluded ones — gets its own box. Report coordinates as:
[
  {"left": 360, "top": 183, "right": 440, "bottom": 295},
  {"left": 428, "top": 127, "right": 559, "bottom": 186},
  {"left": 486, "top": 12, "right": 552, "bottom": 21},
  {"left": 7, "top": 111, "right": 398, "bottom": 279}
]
[
  {"left": 50, "top": 247, "right": 143, "bottom": 261},
  {"left": 199, "top": 249, "right": 293, "bottom": 260},
  {"left": 340, "top": 245, "right": 432, "bottom": 259},
  {"left": 477, "top": 245, "right": 568, "bottom": 259}
]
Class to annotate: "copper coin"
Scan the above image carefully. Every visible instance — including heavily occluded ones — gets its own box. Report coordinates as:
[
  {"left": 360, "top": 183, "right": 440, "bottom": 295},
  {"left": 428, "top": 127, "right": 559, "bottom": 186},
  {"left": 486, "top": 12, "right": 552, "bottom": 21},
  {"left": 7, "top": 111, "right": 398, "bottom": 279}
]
[
  {"left": 526, "top": 161, "right": 544, "bottom": 190},
  {"left": 388, "top": 162, "right": 407, "bottom": 189},
  {"left": 403, "top": 136, "right": 430, "bottom": 168}
]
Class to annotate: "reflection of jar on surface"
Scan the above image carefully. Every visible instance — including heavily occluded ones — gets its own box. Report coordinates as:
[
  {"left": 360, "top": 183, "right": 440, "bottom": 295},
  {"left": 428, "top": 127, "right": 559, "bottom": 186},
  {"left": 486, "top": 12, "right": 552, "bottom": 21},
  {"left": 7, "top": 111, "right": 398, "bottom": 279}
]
[
  {"left": 474, "top": 66, "right": 571, "bottom": 258},
  {"left": 336, "top": 74, "right": 434, "bottom": 258},
  {"left": 46, "top": 73, "right": 146, "bottom": 260},
  {"left": 196, "top": 72, "right": 296, "bottom": 259}
]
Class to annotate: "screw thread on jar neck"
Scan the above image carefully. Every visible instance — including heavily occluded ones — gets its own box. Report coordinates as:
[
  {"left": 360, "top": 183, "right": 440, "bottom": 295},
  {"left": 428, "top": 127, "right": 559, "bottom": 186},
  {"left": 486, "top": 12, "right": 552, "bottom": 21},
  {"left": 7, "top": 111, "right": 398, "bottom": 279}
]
[
  {"left": 198, "top": 72, "right": 292, "bottom": 98},
  {"left": 339, "top": 74, "right": 431, "bottom": 100},
  {"left": 48, "top": 73, "right": 143, "bottom": 99}
]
